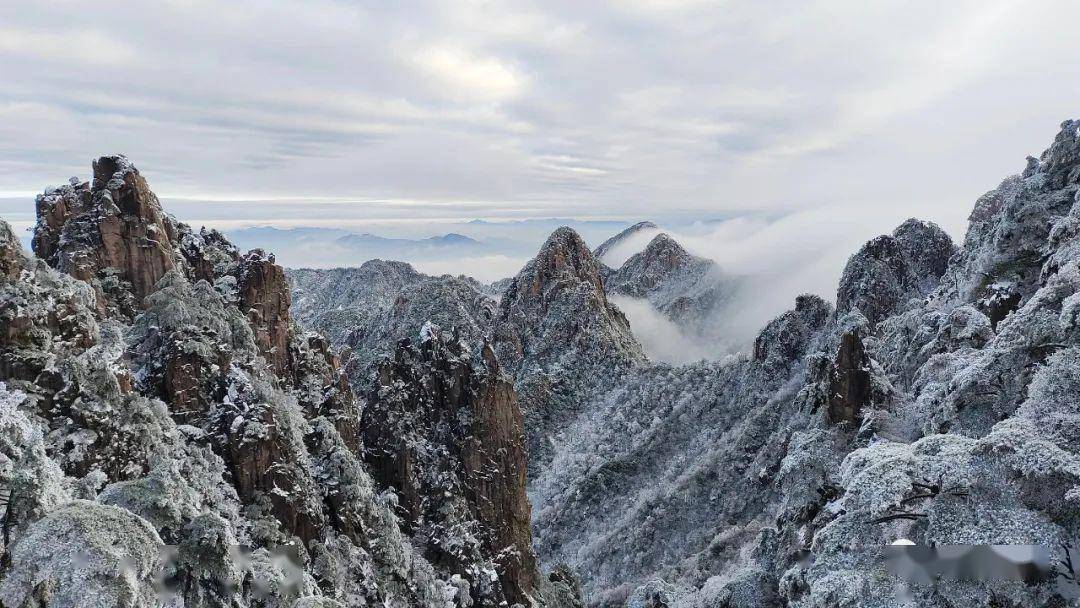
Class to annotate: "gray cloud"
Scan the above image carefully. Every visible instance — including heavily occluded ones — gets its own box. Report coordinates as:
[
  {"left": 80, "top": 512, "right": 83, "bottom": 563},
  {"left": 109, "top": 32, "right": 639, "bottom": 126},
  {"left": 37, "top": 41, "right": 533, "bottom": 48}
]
[{"left": 1, "top": 0, "right": 1079, "bottom": 238}]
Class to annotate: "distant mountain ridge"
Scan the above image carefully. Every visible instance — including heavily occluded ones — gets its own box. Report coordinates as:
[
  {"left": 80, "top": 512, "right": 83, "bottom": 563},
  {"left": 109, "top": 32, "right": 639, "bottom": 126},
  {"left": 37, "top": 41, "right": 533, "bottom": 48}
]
[{"left": 229, "top": 225, "right": 486, "bottom": 255}]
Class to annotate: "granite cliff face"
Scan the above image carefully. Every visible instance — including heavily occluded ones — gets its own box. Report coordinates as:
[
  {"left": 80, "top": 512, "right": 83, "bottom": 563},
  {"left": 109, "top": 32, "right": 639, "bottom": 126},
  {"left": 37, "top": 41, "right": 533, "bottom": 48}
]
[
  {"left": 0, "top": 157, "right": 577, "bottom": 608},
  {"left": 32, "top": 156, "right": 183, "bottom": 317}
]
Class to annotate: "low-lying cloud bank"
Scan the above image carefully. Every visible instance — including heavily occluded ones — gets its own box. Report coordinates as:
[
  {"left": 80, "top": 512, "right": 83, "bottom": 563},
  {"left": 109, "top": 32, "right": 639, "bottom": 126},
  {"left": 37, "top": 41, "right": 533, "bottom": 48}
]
[
  {"left": 609, "top": 295, "right": 721, "bottom": 365},
  {"left": 606, "top": 205, "right": 964, "bottom": 361}
]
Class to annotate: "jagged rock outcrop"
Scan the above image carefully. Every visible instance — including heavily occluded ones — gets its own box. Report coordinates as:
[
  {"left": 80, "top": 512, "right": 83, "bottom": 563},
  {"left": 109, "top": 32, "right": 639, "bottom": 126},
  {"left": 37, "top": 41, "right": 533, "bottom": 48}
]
[
  {"left": 363, "top": 326, "right": 539, "bottom": 607},
  {"left": 836, "top": 218, "right": 956, "bottom": 327},
  {"left": 892, "top": 218, "right": 957, "bottom": 292},
  {"left": 939, "top": 120, "right": 1080, "bottom": 316},
  {"left": 826, "top": 330, "right": 871, "bottom": 424},
  {"left": 752, "top": 294, "right": 833, "bottom": 373},
  {"left": 238, "top": 249, "right": 293, "bottom": 374},
  {"left": 593, "top": 220, "right": 658, "bottom": 264},
  {"left": 494, "top": 227, "right": 643, "bottom": 373},
  {"left": 32, "top": 156, "right": 182, "bottom": 314},
  {"left": 0, "top": 222, "right": 23, "bottom": 280}
]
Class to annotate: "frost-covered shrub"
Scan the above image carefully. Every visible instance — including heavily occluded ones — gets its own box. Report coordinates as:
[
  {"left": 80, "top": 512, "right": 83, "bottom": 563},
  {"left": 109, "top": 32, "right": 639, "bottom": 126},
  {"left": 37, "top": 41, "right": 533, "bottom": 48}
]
[
  {"left": 99, "top": 441, "right": 242, "bottom": 544},
  {"left": 0, "top": 383, "right": 72, "bottom": 545},
  {"left": 0, "top": 501, "right": 162, "bottom": 608}
]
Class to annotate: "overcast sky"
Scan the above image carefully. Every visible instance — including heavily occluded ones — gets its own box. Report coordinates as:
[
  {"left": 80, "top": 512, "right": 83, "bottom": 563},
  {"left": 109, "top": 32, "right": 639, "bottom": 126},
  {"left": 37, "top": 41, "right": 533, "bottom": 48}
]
[{"left": 2, "top": 0, "right": 1080, "bottom": 236}]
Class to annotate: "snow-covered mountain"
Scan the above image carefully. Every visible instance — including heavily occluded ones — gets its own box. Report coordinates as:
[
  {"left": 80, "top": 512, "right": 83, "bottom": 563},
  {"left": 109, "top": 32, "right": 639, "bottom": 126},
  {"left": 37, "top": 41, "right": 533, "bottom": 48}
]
[
  {"left": 604, "top": 232, "right": 738, "bottom": 356},
  {"left": 529, "top": 120, "right": 1080, "bottom": 606},
  {"left": 287, "top": 263, "right": 497, "bottom": 384},
  {"left": 4, "top": 118, "right": 1080, "bottom": 608}
]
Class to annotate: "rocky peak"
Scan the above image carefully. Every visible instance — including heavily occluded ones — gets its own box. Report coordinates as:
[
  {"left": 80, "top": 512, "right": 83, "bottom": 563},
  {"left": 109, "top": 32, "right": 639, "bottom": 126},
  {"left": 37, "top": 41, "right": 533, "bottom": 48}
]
[
  {"left": 593, "top": 220, "right": 658, "bottom": 262},
  {"left": 836, "top": 218, "right": 956, "bottom": 328},
  {"left": 938, "top": 119, "right": 1080, "bottom": 317},
  {"left": 608, "top": 232, "right": 700, "bottom": 297},
  {"left": 238, "top": 249, "right": 293, "bottom": 374},
  {"left": 752, "top": 293, "right": 831, "bottom": 371},
  {"left": 1036, "top": 119, "right": 1080, "bottom": 189},
  {"left": 603, "top": 231, "right": 738, "bottom": 351},
  {"left": 636, "top": 232, "right": 693, "bottom": 270},
  {"left": 32, "top": 177, "right": 90, "bottom": 267},
  {"left": 891, "top": 218, "right": 957, "bottom": 291},
  {"left": 529, "top": 226, "right": 607, "bottom": 297},
  {"left": 32, "top": 155, "right": 181, "bottom": 312},
  {"left": 494, "top": 228, "right": 643, "bottom": 476},
  {"left": 495, "top": 226, "right": 643, "bottom": 372}
]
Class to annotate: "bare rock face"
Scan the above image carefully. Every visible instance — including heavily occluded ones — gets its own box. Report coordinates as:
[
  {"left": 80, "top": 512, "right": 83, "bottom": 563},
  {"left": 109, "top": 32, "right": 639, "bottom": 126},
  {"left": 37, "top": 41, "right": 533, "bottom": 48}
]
[
  {"left": 0, "top": 221, "right": 23, "bottom": 280},
  {"left": 826, "top": 330, "right": 872, "bottom": 424},
  {"left": 238, "top": 249, "right": 293, "bottom": 374},
  {"left": 33, "top": 156, "right": 181, "bottom": 313},
  {"left": 363, "top": 326, "right": 538, "bottom": 607}
]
